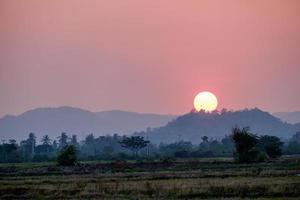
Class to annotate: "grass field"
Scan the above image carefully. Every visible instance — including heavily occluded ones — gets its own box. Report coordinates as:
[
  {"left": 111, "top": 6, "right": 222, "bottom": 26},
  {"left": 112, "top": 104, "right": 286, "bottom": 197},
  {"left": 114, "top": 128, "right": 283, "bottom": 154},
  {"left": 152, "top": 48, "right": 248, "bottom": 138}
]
[{"left": 0, "top": 156, "right": 300, "bottom": 199}]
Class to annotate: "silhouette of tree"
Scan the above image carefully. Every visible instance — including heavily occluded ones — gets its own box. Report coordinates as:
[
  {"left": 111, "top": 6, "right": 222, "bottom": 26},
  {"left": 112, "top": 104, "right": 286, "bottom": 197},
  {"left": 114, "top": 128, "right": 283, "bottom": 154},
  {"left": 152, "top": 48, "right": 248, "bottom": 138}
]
[
  {"left": 0, "top": 142, "right": 21, "bottom": 163},
  {"left": 9, "top": 139, "right": 16, "bottom": 145},
  {"left": 119, "top": 136, "right": 149, "bottom": 157},
  {"left": 58, "top": 132, "right": 68, "bottom": 149},
  {"left": 39, "top": 135, "right": 52, "bottom": 154},
  {"left": 231, "top": 126, "right": 259, "bottom": 163},
  {"left": 52, "top": 140, "right": 58, "bottom": 150},
  {"left": 57, "top": 145, "right": 77, "bottom": 166},
  {"left": 71, "top": 135, "right": 78, "bottom": 146},
  {"left": 84, "top": 134, "right": 97, "bottom": 156},
  {"left": 202, "top": 136, "right": 208, "bottom": 143},
  {"left": 26, "top": 133, "right": 36, "bottom": 158},
  {"left": 292, "top": 131, "right": 300, "bottom": 142},
  {"left": 258, "top": 135, "right": 283, "bottom": 159},
  {"left": 41, "top": 135, "right": 52, "bottom": 145}
]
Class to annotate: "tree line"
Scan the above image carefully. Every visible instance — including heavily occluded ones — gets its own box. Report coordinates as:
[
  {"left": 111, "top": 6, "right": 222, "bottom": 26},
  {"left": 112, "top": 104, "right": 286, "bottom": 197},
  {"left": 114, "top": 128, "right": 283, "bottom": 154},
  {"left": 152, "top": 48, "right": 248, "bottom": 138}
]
[{"left": 1, "top": 128, "right": 300, "bottom": 164}]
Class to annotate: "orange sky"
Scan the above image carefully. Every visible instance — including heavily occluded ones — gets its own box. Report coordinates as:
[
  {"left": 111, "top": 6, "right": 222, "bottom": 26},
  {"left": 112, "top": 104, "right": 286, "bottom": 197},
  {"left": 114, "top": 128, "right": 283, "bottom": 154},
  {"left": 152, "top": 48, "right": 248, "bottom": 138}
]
[{"left": 0, "top": 0, "right": 300, "bottom": 116}]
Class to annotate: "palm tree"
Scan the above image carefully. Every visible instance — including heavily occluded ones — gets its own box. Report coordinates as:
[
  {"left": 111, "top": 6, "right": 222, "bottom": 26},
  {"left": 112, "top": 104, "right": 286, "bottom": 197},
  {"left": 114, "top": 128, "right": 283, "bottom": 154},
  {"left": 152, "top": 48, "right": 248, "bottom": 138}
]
[
  {"left": 71, "top": 135, "right": 78, "bottom": 146},
  {"left": 9, "top": 139, "right": 16, "bottom": 145},
  {"left": 58, "top": 132, "right": 68, "bottom": 149},
  {"left": 41, "top": 135, "right": 52, "bottom": 153},
  {"left": 202, "top": 136, "right": 208, "bottom": 143},
  {"left": 27, "top": 132, "right": 36, "bottom": 157},
  {"left": 41, "top": 135, "right": 52, "bottom": 145}
]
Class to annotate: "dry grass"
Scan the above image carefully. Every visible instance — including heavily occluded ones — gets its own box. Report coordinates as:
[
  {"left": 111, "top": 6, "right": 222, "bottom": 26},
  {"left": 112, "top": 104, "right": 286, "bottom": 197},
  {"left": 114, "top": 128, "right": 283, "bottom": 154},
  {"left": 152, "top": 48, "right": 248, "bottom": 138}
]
[{"left": 0, "top": 157, "right": 299, "bottom": 199}]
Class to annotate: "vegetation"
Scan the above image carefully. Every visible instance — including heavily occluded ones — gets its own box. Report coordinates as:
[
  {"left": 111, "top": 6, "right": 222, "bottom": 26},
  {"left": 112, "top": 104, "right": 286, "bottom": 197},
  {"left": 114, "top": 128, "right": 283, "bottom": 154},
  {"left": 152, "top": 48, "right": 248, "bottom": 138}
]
[
  {"left": 232, "top": 127, "right": 284, "bottom": 163},
  {"left": 136, "top": 108, "right": 299, "bottom": 144},
  {"left": 0, "top": 126, "right": 299, "bottom": 199},
  {"left": 232, "top": 127, "right": 259, "bottom": 163},
  {"left": 56, "top": 145, "right": 77, "bottom": 166},
  {"left": 119, "top": 136, "right": 149, "bottom": 157},
  {"left": 0, "top": 127, "right": 299, "bottom": 163},
  {"left": 285, "top": 131, "right": 300, "bottom": 154},
  {"left": 258, "top": 135, "right": 283, "bottom": 159},
  {"left": 0, "top": 156, "right": 299, "bottom": 199}
]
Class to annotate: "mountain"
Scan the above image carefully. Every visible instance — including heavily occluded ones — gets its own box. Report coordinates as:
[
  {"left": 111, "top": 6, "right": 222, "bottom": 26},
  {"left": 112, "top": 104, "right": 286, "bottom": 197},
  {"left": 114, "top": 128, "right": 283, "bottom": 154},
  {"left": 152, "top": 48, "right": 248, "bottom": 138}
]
[
  {"left": 0, "top": 106, "right": 176, "bottom": 141},
  {"left": 273, "top": 111, "right": 300, "bottom": 124},
  {"left": 137, "top": 108, "right": 300, "bottom": 144},
  {"left": 294, "top": 122, "right": 300, "bottom": 131},
  {"left": 2, "top": 107, "right": 299, "bottom": 144}
]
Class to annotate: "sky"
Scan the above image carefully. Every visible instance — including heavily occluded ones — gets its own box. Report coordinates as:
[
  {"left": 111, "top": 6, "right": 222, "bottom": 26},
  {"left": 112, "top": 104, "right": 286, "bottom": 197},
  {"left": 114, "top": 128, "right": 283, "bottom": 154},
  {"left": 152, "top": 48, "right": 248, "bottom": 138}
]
[{"left": 0, "top": 0, "right": 300, "bottom": 117}]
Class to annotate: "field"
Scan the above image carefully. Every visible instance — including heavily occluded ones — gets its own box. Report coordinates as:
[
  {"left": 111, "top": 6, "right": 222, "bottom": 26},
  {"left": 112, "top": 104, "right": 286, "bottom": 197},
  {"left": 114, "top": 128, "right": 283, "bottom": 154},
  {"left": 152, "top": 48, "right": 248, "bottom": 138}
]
[{"left": 0, "top": 157, "right": 300, "bottom": 199}]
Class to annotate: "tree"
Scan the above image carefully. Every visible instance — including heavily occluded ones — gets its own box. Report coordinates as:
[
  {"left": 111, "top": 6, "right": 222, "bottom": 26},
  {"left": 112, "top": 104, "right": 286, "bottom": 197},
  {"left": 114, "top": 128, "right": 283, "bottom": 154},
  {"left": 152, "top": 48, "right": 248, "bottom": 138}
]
[
  {"left": 83, "top": 134, "right": 97, "bottom": 156},
  {"left": 9, "top": 139, "right": 16, "bottom": 145},
  {"left": 71, "top": 135, "right": 78, "bottom": 146},
  {"left": 159, "top": 141, "right": 193, "bottom": 157},
  {"left": 35, "top": 144, "right": 53, "bottom": 156},
  {"left": 40, "top": 135, "right": 52, "bottom": 154},
  {"left": 52, "top": 140, "right": 58, "bottom": 150},
  {"left": 85, "top": 134, "right": 95, "bottom": 145},
  {"left": 292, "top": 131, "right": 300, "bottom": 142},
  {"left": 221, "top": 135, "right": 234, "bottom": 155},
  {"left": 231, "top": 126, "right": 259, "bottom": 163},
  {"left": 41, "top": 135, "right": 52, "bottom": 145},
  {"left": 102, "top": 145, "right": 114, "bottom": 159},
  {"left": 57, "top": 145, "right": 77, "bottom": 166},
  {"left": 201, "top": 136, "right": 208, "bottom": 143},
  {"left": 258, "top": 135, "right": 283, "bottom": 159},
  {"left": 58, "top": 132, "right": 68, "bottom": 149},
  {"left": 26, "top": 133, "right": 36, "bottom": 159},
  {"left": 0, "top": 142, "right": 21, "bottom": 163},
  {"left": 119, "top": 136, "right": 149, "bottom": 157},
  {"left": 199, "top": 136, "right": 209, "bottom": 150}
]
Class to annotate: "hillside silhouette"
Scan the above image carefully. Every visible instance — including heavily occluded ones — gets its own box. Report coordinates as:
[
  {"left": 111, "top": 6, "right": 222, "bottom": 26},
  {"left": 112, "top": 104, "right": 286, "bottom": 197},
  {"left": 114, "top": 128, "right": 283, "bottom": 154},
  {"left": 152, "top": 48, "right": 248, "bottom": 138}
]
[
  {"left": 137, "top": 108, "right": 300, "bottom": 144},
  {"left": 273, "top": 111, "right": 300, "bottom": 124},
  {"left": 0, "top": 106, "right": 175, "bottom": 141}
]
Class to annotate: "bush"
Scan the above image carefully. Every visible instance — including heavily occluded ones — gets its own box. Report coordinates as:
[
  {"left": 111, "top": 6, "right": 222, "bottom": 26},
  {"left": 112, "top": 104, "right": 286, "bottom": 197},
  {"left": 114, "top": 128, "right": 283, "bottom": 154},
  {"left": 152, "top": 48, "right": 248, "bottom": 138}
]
[
  {"left": 174, "top": 150, "right": 190, "bottom": 158},
  {"left": 57, "top": 145, "right": 77, "bottom": 166},
  {"left": 256, "top": 152, "right": 267, "bottom": 162},
  {"left": 231, "top": 126, "right": 259, "bottom": 163},
  {"left": 258, "top": 135, "right": 283, "bottom": 159}
]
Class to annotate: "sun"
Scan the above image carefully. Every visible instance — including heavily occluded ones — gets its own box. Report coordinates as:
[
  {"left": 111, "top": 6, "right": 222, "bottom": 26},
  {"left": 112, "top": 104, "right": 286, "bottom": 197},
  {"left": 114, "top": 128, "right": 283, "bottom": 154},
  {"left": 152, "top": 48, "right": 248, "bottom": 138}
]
[{"left": 193, "top": 91, "right": 218, "bottom": 112}]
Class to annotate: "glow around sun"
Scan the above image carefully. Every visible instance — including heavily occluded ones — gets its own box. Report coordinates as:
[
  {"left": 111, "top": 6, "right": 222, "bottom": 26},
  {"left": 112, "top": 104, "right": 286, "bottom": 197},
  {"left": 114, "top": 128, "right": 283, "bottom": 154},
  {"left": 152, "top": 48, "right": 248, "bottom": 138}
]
[{"left": 193, "top": 91, "right": 218, "bottom": 112}]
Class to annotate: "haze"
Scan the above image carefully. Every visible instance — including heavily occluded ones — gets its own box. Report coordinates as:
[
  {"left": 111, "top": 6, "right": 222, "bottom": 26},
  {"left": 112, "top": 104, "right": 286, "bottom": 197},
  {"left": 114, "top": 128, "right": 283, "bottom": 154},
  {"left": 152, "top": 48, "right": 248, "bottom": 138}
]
[{"left": 1, "top": 0, "right": 300, "bottom": 117}]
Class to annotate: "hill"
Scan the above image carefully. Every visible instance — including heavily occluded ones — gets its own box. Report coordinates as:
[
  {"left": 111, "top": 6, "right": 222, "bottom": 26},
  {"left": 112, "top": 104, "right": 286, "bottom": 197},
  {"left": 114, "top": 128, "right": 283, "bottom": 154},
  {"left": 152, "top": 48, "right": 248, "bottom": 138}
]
[
  {"left": 137, "top": 108, "right": 300, "bottom": 144},
  {"left": 273, "top": 111, "right": 300, "bottom": 124},
  {"left": 0, "top": 106, "right": 176, "bottom": 141}
]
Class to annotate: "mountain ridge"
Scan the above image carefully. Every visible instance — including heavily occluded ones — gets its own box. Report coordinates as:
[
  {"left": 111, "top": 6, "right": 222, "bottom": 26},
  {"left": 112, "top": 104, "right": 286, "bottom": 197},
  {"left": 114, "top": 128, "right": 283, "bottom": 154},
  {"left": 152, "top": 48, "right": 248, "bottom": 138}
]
[
  {"left": 137, "top": 108, "right": 300, "bottom": 144},
  {"left": 1, "top": 106, "right": 300, "bottom": 143},
  {"left": 273, "top": 111, "right": 300, "bottom": 124},
  {"left": 0, "top": 106, "right": 176, "bottom": 141}
]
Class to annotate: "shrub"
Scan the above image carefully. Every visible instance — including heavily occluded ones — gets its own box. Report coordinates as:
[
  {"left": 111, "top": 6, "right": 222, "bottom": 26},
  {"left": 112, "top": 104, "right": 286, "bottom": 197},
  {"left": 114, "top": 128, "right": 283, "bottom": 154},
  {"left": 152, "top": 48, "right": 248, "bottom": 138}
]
[
  {"left": 256, "top": 152, "right": 267, "bottom": 162},
  {"left": 57, "top": 145, "right": 77, "bottom": 166},
  {"left": 258, "top": 135, "right": 283, "bottom": 159},
  {"left": 231, "top": 126, "right": 259, "bottom": 163},
  {"left": 174, "top": 150, "right": 190, "bottom": 158}
]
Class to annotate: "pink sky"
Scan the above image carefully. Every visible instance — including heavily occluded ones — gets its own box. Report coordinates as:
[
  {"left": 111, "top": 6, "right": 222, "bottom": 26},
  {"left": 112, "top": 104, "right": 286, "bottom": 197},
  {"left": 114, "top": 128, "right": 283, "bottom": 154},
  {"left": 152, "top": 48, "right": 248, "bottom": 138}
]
[{"left": 1, "top": 0, "right": 300, "bottom": 116}]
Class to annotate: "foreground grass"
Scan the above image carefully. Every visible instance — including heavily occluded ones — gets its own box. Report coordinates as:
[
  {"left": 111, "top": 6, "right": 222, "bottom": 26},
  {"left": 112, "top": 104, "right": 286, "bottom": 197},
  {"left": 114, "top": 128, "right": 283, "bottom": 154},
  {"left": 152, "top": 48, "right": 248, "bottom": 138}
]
[{"left": 0, "top": 157, "right": 299, "bottom": 199}]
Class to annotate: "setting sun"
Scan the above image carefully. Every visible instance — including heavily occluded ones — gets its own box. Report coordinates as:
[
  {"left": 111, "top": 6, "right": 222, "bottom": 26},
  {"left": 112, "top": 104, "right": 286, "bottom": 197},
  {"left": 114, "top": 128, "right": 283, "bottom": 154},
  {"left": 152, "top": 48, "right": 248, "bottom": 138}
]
[{"left": 193, "top": 91, "right": 218, "bottom": 112}]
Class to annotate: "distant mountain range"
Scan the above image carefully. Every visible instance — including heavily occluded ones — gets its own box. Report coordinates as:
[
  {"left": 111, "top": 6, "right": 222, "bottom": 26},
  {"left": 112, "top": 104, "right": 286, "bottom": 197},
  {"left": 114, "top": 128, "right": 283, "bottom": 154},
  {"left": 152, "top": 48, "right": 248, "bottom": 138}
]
[
  {"left": 0, "top": 106, "right": 176, "bottom": 141},
  {"left": 137, "top": 109, "right": 300, "bottom": 144},
  {"left": 273, "top": 111, "right": 300, "bottom": 124},
  {"left": 1, "top": 107, "right": 300, "bottom": 144}
]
